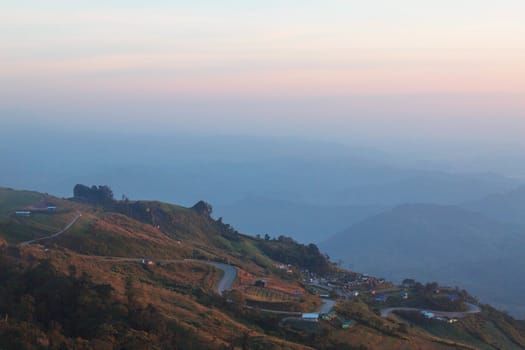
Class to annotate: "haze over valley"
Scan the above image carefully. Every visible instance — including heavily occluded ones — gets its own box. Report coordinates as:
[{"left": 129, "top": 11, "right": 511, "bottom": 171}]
[{"left": 2, "top": 1, "right": 525, "bottom": 348}]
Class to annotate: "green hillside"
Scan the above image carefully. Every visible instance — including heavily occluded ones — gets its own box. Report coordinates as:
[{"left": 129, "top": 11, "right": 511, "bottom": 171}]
[
  {"left": 0, "top": 186, "right": 524, "bottom": 350},
  {"left": 0, "top": 188, "right": 42, "bottom": 217}
]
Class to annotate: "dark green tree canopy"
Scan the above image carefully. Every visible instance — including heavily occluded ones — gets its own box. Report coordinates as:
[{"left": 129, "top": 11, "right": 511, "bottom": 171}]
[{"left": 73, "top": 184, "right": 114, "bottom": 205}]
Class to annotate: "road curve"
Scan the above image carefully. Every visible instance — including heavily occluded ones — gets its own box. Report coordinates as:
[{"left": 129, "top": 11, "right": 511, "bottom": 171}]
[
  {"left": 207, "top": 261, "right": 237, "bottom": 295},
  {"left": 317, "top": 298, "right": 336, "bottom": 314},
  {"left": 381, "top": 302, "right": 481, "bottom": 318},
  {"left": 19, "top": 211, "right": 82, "bottom": 246},
  {"left": 87, "top": 256, "right": 237, "bottom": 296}
]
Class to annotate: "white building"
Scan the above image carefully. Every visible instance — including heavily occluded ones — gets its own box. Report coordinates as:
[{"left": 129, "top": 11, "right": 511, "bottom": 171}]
[{"left": 301, "top": 313, "right": 319, "bottom": 321}]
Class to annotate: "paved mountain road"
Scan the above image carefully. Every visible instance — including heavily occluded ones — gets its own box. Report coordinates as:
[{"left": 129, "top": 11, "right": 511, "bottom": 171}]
[
  {"left": 317, "top": 298, "right": 336, "bottom": 314},
  {"left": 381, "top": 302, "right": 481, "bottom": 318},
  {"left": 88, "top": 256, "right": 237, "bottom": 295},
  {"left": 208, "top": 262, "right": 237, "bottom": 295},
  {"left": 19, "top": 211, "right": 82, "bottom": 246}
]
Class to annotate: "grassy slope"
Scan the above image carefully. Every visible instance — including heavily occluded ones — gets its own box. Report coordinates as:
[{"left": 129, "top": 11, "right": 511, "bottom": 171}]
[
  {"left": 0, "top": 187, "right": 87, "bottom": 243},
  {"left": 11, "top": 245, "right": 312, "bottom": 350},
  {"left": 1, "top": 188, "right": 524, "bottom": 349},
  {"left": 55, "top": 212, "right": 192, "bottom": 259},
  {"left": 0, "top": 187, "right": 42, "bottom": 217}
]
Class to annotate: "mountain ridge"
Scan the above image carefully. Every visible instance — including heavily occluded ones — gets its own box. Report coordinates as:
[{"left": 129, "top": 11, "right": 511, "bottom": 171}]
[
  {"left": 320, "top": 203, "right": 525, "bottom": 319},
  {"left": 1, "top": 186, "right": 524, "bottom": 349}
]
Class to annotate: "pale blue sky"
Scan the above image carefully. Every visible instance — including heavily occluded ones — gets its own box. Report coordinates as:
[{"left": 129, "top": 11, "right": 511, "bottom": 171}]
[{"left": 1, "top": 0, "right": 524, "bottom": 168}]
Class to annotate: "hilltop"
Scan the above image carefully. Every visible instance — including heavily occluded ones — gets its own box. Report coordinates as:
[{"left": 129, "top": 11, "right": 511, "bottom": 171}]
[
  {"left": 463, "top": 185, "right": 525, "bottom": 226},
  {"left": 320, "top": 204, "right": 525, "bottom": 318},
  {"left": 0, "top": 186, "right": 524, "bottom": 350}
]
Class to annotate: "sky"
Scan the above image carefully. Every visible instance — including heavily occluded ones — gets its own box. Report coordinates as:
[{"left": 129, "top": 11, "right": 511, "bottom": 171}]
[{"left": 1, "top": 0, "right": 524, "bottom": 171}]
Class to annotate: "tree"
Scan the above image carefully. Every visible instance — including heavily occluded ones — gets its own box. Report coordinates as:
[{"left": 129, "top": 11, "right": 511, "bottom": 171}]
[
  {"left": 67, "top": 265, "right": 77, "bottom": 278},
  {"left": 73, "top": 184, "right": 114, "bottom": 205},
  {"left": 402, "top": 278, "right": 416, "bottom": 286},
  {"left": 192, "top": 201, "right": 213, "bottom": 216},
  {"left": 16, "top": 294, "right": 35, "bottom": 322}
]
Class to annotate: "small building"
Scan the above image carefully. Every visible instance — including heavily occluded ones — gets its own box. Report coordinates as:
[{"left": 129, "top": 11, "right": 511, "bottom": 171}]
[
  {"left": 301, "top": 313, "right": 319, "bottom": 321},
  {"left": 15, "top": 211, "right": 31, "bottom": 217},
  {"left": 47, "top": 206, "right": 57, "bottom": 212}
]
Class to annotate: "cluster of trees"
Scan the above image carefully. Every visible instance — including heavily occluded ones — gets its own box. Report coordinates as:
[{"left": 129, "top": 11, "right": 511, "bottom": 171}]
[
  {"left": 72, "top": 184, "right": 215, "bottom": 227},
  {"left": 0, "top": 253, "right": 209, "bottom": 350},
  {"left": 73, "top": 184, "right": 115, "bottom": 206},
  {"left": 336, "top": 300, "right": 403, "bottom": 339},
  {"left": 116, "top": 200, "right": 156, "bottom": 225},
  {"left": 403, "top": 282, "right": 468, "bottom": 312},
  {"left": 254, "top": 235, "right": 332, "bottom": 274}
]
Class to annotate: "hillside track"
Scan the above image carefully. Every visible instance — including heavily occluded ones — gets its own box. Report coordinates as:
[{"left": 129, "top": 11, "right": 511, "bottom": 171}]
[
  {"left": 19, "top": 211, "right": 82, "bottom": 246},
  {"left": 83, "top": 255, "right": 237, "bottom": 295},
  {"left": 381, "top": 302, "right": 481, "bottom": 318}
]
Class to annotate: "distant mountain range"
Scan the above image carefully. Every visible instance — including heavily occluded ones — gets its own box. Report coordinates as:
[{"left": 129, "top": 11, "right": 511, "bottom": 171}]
[
  {"left": 2, "top": 131, "right": 523, "bottom": 247},
  {"left": 213, "top": 172, "right": 522, "bottom": 244},
  {"left": 464, "top": 185, "right": 525, "bottom": 226},
  {"left": 333, "top": 171, "right": 520, "bottom": 206},
  {"left": 320, "top": 202, "right": 525, "bottom": 318},
  {"left": 0, "top": 131, "right": 520, "bottom": 207},
  {"left": 214, "top": 196, "right": 386, "bottom": 243}
]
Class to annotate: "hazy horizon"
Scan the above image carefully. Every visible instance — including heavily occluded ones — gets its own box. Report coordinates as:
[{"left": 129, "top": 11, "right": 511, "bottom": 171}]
[
  {"left": 3, "top": 1, "right": 525, "bottom": 325},
  {"left": 2, "top": 1, "right": 524, "bottom": 179}
]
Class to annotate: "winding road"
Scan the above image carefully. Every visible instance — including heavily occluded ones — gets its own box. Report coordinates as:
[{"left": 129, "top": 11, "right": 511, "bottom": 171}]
[
  {"left": 13, "top": 204, "right": 479, "bottom": 324},
  {"left": 15, "top": 211, "right": 237, "bottom": 295},
  {"left": 92, "top": 257, "right": 237, "bottom": 295},
  {"left": 207, "top": 261, "right": 237, "bottom": 295},
  {"left": 380, "top": 302, "right": 481, "bottom": 318},
  {"left": 15, "top": 209, "right": 331, "bottom": 319},
  {"left": 19, "top": 211, "right": 82, "bottom": 246},
  {"left": 15, "top": 213, "right": 316, "bottom": 310},
  {"left": 318, "top": 298, "right": 336, "bottom": 314}
]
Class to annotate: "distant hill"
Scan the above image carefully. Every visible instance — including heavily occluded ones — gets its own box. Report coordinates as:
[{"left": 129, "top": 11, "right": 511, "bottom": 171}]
[
  {"left": 463, "top": 185, "right": 525, "bottom": 226},
  {"left": 0, "top": 132, "right": 520, "bottom": 208},
  {"left": 211, "top": 172, "right": 519, "bottom": 244},
  {"left": 320, "top": 204, "right": 525, "bottom": 318},
  {"left": 214, "top": 196, "right": 386, "bottom": 243},
  {"left": 335, "top": 172, "right": 520, "bottom": 206}
]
